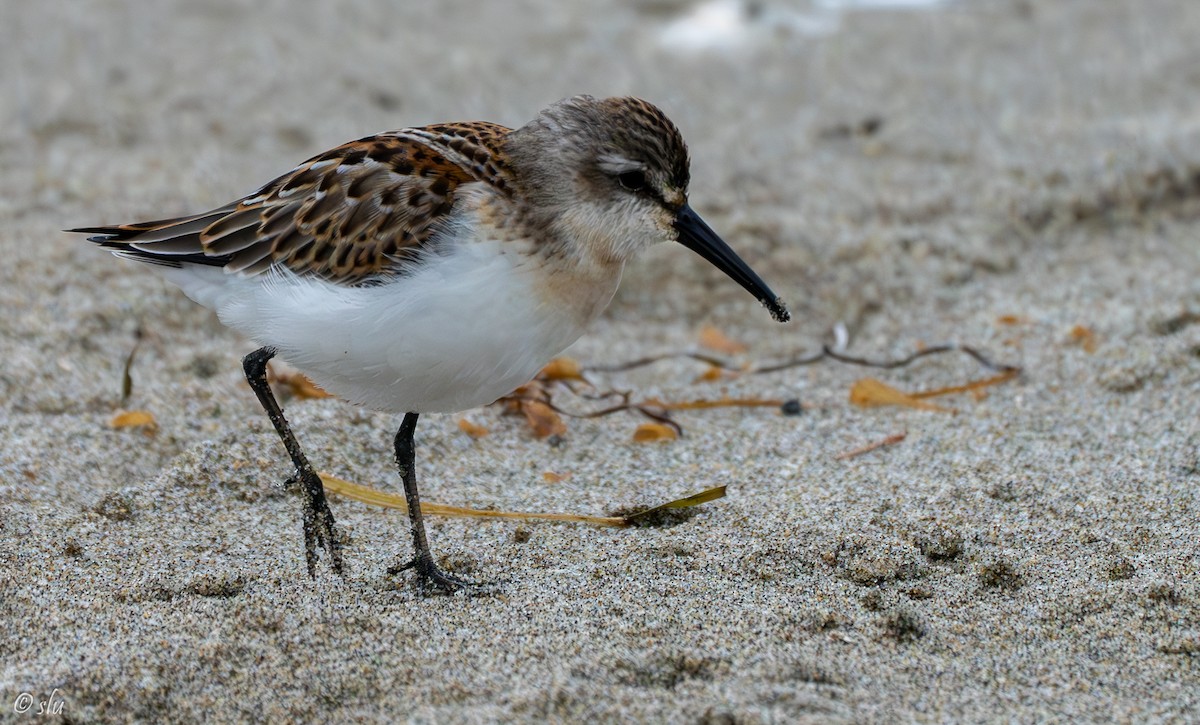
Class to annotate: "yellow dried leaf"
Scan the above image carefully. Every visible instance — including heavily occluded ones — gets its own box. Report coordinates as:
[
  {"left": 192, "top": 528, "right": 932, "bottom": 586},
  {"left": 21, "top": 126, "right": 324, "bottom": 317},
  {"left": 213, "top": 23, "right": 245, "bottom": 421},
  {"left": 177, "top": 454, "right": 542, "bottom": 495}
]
[
  {"left": 523, "top": 400, "right": 567, "bottom": 439},
  {"left": 632, "top": 422, "right": 678, "bottom": 443},
  {"left": 109, "top": 409, "right": 158, "bottom": 435},
  {"left": 542, "top": 471, "right": 569, "bottom": 483},
  {"left": 539, "top": 357, "right": 584, "bottom": 381},
  {"left": 849, "top": 379, "right": 952, "bottom": 413},
  {"left": 320, "top": 473, "right": 725, "bottom": 527},
  {"left": 457, "top": 418, "right": 489, "bottom": 438},
  {"left": 698, "top": 324, "right": 748, "bottom": 355}
]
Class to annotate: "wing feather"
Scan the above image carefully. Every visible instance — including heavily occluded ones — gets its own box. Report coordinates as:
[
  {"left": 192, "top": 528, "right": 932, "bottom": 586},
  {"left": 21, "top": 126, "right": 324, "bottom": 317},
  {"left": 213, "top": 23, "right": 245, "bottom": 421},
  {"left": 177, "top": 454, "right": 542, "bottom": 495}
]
[{"left": 70, "top": 122, "right": 514, "bottom": 284}]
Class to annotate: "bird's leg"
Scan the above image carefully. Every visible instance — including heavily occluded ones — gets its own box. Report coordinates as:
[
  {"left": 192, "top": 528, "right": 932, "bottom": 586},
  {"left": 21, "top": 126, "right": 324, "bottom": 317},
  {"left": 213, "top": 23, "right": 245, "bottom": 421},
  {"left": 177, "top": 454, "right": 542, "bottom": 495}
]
[
  {"left": 388, "top": 412, "right": 474, "bottom": 593},
  {"left": 242, "top": 346, "right": 344, "bottom": 577}
]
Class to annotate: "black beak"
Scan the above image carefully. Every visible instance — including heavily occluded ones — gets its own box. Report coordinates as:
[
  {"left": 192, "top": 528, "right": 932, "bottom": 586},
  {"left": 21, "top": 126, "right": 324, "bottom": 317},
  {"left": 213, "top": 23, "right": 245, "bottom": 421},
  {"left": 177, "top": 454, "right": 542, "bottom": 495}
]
[{"left": 673, "top": 205, "right": 790, "bottom": 323}]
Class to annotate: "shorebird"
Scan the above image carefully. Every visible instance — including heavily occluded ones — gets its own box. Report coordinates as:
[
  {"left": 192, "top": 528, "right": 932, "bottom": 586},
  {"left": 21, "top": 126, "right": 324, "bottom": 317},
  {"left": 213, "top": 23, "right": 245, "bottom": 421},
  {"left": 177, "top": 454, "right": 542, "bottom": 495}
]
[{"left": 72, "top": 95, "right": 789, "bottom": 591}]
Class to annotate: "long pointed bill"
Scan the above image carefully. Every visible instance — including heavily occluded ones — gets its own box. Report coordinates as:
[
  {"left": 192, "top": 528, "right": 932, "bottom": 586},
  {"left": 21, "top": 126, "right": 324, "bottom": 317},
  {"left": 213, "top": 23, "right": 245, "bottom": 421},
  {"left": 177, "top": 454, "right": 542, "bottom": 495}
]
[{"left": 673, "top": 205, "right": 790, "bottom": 323}]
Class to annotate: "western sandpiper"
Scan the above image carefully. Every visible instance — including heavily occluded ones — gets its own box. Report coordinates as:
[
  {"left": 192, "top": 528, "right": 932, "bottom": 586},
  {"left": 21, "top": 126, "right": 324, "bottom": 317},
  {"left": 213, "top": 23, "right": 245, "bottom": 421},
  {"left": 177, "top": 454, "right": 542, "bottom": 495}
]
[{"left": 72, "top": 95, "right": 789, "bottom": 592}]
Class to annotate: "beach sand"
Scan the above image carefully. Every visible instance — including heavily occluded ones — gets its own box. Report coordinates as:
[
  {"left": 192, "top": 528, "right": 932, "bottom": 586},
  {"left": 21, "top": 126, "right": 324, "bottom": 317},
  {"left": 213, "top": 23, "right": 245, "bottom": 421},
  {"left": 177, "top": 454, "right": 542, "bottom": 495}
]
[{"left": 2, "top": 0, "right": 1198, "bottom": 721}]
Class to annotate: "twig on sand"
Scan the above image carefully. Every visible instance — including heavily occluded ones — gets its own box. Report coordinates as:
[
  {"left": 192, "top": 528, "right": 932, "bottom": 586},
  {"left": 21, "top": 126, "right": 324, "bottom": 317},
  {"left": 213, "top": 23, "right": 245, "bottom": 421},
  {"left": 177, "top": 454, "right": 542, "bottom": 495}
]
[{"left": 835, "top": 431, "right": 908, "bottom": 460}]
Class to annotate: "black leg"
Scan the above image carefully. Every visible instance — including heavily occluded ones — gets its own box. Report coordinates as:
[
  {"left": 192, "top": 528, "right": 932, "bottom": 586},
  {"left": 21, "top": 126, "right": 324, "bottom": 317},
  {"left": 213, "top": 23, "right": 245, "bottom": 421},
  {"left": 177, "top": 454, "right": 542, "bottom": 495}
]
[
  {"left": 388, "top": 412, "right": 474, "bottom": 593},
  {"left": 242, "top": 347, "right": 344, "bottom": 577}
]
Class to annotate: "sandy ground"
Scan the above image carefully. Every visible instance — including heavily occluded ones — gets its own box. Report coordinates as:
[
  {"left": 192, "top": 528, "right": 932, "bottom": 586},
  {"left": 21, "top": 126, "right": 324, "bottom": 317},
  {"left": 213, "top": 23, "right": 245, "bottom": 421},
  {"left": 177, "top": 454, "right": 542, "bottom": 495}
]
[{"left": 2, "top": 0, "right": 1199, "bottom": 721}]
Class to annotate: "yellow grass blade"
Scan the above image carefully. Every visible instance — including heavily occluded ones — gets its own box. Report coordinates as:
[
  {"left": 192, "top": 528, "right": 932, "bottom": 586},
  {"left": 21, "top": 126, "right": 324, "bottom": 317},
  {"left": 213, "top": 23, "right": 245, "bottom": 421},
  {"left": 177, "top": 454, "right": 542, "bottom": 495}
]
[{"left": 319, "top": 473, "right": 725, "bottom": 527}]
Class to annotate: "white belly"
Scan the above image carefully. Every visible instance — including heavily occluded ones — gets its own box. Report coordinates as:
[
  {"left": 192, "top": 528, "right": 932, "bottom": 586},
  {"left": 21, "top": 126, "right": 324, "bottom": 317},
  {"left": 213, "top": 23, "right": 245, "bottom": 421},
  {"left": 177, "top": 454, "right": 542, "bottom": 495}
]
[{"left": 165, "top": 241, "right": 620, "bottom": 413}]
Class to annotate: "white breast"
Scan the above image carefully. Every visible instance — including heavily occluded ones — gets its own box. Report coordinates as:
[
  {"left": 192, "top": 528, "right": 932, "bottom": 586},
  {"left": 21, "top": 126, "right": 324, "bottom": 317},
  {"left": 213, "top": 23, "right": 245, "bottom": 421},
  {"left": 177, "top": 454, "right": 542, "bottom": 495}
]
[{"left": 162, "top": 238, "right": 620, "bottom": 414}]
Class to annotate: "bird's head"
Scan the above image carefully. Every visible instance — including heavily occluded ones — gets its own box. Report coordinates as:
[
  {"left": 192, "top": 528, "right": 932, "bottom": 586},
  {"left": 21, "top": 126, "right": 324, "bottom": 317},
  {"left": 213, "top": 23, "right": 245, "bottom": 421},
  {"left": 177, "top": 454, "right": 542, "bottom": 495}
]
[{"left": 506, "top": 95, "right": 789, "bottom": 323}]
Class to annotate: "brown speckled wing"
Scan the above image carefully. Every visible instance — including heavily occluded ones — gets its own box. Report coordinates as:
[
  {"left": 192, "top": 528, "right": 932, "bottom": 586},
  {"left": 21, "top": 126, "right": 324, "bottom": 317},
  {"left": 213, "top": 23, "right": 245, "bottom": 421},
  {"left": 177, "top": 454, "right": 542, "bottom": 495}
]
[{"left": 73, "top": 121, "right": 514, "bottom": 283}]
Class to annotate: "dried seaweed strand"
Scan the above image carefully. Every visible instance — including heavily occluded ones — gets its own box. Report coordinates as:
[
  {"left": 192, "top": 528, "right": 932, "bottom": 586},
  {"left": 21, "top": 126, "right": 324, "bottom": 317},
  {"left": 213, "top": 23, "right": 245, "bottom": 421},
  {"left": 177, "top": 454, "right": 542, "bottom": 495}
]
[
  {"left": 585, "top": 351, "right": 741, "bottom": 373},
  {"left": 501, "top": 392, "right": 683, "bottom": 434},
  {"left": 586, "top": 343, "right": 1019, "bottom": 376},
  {"left": 498, "top": 342, "right": 1018, "bottom": 436},
  {"left": 818, "top": 344, "right": 1018, "bottom": 374}
]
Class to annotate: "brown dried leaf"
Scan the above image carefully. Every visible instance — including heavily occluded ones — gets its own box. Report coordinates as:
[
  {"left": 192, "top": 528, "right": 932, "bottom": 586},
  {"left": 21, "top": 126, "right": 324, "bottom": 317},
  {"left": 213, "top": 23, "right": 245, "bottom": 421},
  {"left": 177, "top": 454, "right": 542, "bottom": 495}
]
[
  {"left": 457, "top": 418, "right": 489, "bottom": 438},
  {"left": 693, "top": 365, "right": 729, "bottom": 383},
  {"left": 542, "top": 471, "right": 569, "bottom": 483},
  {"left": 1068, "top": 325, "right": 1098, "bottom": 353},
  {"left": 910, "top": 369, "right": 1019, "bottom": 399},
  {"left": 538, "top": 357, "right": 584, "bottom": 381},
  {"left": 698, "top": 324, "right": 748, "bottom": 355},
  {"left": 632, "top": 422, "right": 679, "bottom": 443},
  {"left": 272, "top": 368, "right": 333, "bottom": 399},
  {"left": 501, "top": 383, "right": 536, "bottom": 415},
  {"left": 523, "top": 400, "right": 567, "bottom": 439},
  {"left": 849, "top": 378, "right": 953, "bottom": 413},
  {"left": 996, "top": 314, "right": 1026, "bottom": 326},
  {"left": 110, "top": 409, "right": 158, "bottom": 435}
]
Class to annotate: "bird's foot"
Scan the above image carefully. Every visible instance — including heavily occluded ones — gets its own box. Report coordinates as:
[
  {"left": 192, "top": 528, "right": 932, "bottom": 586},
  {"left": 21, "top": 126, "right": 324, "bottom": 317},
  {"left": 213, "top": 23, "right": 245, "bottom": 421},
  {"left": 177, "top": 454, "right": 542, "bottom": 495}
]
[{"left": 388, "top": 553, "right": 480, "bottom": 595}]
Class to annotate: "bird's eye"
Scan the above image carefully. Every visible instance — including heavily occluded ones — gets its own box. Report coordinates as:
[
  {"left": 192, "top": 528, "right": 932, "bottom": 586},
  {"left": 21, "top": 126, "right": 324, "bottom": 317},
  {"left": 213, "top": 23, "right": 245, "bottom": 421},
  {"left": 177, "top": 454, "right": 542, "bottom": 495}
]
[{"left": 617, "top": 170, "right": 648, "bottom": 192}]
